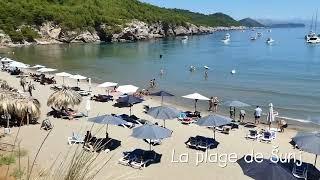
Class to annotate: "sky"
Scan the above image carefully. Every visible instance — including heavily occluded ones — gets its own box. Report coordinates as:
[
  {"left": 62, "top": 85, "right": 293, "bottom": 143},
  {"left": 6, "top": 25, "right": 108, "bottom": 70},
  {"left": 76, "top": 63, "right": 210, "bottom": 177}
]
[{"left": 140, "top": 0, "right": 319, "bottom": 21}]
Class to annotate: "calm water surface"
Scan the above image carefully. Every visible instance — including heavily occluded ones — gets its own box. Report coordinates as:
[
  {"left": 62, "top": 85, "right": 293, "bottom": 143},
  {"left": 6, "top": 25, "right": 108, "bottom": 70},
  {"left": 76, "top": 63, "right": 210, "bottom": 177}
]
[{"left": 1, "top": 28, "right": 320, "bottom": 122}]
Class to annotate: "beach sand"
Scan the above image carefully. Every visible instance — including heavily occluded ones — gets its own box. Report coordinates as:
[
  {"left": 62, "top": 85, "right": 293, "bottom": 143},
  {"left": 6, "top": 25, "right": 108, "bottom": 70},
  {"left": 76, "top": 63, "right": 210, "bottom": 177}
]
[{"left": 0, "top": 69, "right": 319, "bottom": 180}]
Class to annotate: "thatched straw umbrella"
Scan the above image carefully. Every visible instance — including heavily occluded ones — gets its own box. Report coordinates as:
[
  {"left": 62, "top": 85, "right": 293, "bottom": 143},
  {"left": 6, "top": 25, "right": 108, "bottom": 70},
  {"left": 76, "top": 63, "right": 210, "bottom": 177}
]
[
  {"left": 13, "top": 98, "right": 41, "bottom": 125},
  {"left": 47, "top": 88, "right": 82, "bottom": 109},
  {"left": 0, "top": 80, "right": 10, "bottom": 90}
]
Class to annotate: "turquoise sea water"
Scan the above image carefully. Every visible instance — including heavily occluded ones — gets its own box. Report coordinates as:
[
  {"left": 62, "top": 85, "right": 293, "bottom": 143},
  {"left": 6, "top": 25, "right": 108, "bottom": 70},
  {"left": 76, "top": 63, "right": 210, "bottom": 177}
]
[{"left": 1, "top": 27, "right": 320, "bottom": 122}]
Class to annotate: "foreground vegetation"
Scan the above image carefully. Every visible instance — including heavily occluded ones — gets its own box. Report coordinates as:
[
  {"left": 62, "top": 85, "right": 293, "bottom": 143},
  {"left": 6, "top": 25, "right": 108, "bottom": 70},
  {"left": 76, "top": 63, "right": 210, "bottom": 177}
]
[{"left": 0, "top": 0, "right": 240, "bottom": 42}]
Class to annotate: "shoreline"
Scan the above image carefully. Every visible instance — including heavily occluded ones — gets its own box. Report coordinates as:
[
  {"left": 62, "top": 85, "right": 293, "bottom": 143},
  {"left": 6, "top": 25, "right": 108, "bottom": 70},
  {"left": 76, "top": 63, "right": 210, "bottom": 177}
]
[{"left": 20, "top": 66, "right": 320, "bottom": 132}]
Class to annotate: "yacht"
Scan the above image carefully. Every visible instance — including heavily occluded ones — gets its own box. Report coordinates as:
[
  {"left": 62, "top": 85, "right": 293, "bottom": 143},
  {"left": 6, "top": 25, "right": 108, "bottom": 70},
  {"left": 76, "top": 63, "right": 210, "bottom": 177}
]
[
  {"left": 266, "top": 38, "right": 275, "bottom": 44},
  {"left": 221, "top": 33, "right": 230, "bottom": 43},
  {"left": 307, "top": 36, "right": 320, "bottom": 44},
  {"left": 305, "top": 12, "right": 320, "bottom": 44}
]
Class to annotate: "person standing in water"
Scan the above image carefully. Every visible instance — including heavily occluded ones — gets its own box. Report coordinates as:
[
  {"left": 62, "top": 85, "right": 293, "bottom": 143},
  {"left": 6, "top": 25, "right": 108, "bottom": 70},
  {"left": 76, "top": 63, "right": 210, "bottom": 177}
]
[
  {"left": 204, "top": 70, "right": 208, "bottom": 79},
  {"left": 208, "top": 97, "right": 214, "bottom": 112},
  {"left": 213, "top": 97, "right": 219, "bottom": 112},
  {"left": 254, "top": 106, "right": 262, "bottom": 124}
]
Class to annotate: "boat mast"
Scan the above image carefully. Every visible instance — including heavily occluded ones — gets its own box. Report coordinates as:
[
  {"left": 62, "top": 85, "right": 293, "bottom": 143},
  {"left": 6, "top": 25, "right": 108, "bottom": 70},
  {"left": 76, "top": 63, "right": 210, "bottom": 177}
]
[
  {"left": 311, "top": 14, "right": 314, "bottom": 32},
  {"left": 316, "top": 10, "right": 318, "bottom": 33}
]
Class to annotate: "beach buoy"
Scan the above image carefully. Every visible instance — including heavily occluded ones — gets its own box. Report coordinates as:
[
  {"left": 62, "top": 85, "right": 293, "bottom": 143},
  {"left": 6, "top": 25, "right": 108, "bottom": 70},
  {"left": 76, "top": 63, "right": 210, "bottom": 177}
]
[{"left": 231, "top": 70, "right": 236, "bottom": 74}]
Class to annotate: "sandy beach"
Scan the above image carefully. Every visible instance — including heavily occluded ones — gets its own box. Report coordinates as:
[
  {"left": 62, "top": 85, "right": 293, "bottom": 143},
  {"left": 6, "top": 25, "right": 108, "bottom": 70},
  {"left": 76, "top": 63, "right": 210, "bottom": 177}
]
[{"left": 0, "top": 68, "right": 319, "bottom": 180}]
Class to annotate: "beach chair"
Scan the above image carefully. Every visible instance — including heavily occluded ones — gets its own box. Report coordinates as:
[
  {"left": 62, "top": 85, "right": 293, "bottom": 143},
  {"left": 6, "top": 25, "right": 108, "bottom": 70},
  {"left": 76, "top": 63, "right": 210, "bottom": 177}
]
[
  {"left": 216, "top": 126, "right": 231, "bottom": 134},
  {"left": 197, "top": 140, "right": 213, "bottom": 151},
  {"left": 68, "top": 132, "right": 85, "bottom": 145},
  {"left": 292, "top": 162, "right": 308, "bottom": 180},
  {"left": 259, "top": 131, "right": 272, "bottom": 143},
  {"left": 145, "top": 139, "right": 162, "bottom": 146},
  {"left": 186, "top": 137, "right": 198, "bottom": 149},
  {"left": 246, "top": 130, "right": 259, "bottom": 140},
  {"left": 130, "top": 151, "right": 155, "bottom": 169},
  {"left": 179, "top": 113, "right": 193, "bottom": 124},
  {"left": 119, "top": 153, "right": 138, "bottom": 166}
]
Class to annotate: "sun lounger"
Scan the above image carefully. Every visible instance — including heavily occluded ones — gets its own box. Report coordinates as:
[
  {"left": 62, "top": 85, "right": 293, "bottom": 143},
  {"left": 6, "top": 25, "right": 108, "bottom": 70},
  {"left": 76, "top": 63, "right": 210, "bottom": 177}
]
[
  {"left": 186, "top": 137, "right": 198, "bottom": 149},
  {"left": 145, "top": 139, "right": 161, "bottom": 146},
  {"left": 197, "top": 138, "right": 215, "bottom": 151},
  {"left": 119, "top": 153, "right": 138, "bottom": 166},
  {"left": 91, "top": 94, "right": 113, "bottom": 102},
  {"left": 292, "top": 162, "right": 308, "bottom": 180},
  {"left": 68, "top": 132, "right": 84, "bottom": 145},
  {"left": 130, "top": 151, "right": 156, "bottom": 169},
  {"left": 259, "top": 131, "right": 272, "bottom": 143},
  {"left": 246, "top": 130, "right": 259, "bottom": 140},
  {"left": 216, "top": 126, "right": 231, "bottom": 134},
  {"left": 79, "top": 90, "right": 91, "bottom": 96}
]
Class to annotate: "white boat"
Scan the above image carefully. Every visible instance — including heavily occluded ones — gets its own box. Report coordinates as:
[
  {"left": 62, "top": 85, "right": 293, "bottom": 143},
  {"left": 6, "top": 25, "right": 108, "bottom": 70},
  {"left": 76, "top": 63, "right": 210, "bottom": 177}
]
[
  {"left": 231, "top": 70, "right": 236, "bottom": 74},
  {"left": 250, "top": 36, "right": 257, "bottom": 41},
  {"left": 307, "top": 36, "right": 320, "bottom": 44},
  {"left": 266, "top": 38, "right": 275, "bottom": 44},
  {"left": 305, "top": 12, "right": 320, "bottom": 44},
  {"left": 267, "top": 29, "right": 272, "bottom": 32},
  {"left": 221, "top": 34, "right": 230, "bottom": 43}
]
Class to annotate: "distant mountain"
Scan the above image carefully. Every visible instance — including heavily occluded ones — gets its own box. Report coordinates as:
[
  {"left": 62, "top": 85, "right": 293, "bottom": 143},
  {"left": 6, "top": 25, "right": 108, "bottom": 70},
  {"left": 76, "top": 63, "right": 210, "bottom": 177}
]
[
  {"left": 269, "top": 23, "right": 305, "bottom": 28},
  {"left": 257, "top": 19, "right": 306, "bottom": 28},
  {"left": 239, "top": 18, "right": 265, "bottom": 27}
]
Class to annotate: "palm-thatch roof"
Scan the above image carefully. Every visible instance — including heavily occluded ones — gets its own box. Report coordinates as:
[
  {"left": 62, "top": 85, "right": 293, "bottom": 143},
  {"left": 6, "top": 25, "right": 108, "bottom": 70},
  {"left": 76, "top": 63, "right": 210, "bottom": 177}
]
[
  {"left": 0, "top": 80, "right": 41, "bottom": 125},
  {"left": 47, "top": 88, "right": 82, "bottom": 109}
]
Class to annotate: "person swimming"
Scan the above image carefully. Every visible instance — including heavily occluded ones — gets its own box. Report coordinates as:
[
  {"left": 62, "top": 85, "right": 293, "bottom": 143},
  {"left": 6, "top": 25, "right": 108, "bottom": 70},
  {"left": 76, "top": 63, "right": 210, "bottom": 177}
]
[{"left": 159, "top": 54, "right": 163, "bottom": 59}]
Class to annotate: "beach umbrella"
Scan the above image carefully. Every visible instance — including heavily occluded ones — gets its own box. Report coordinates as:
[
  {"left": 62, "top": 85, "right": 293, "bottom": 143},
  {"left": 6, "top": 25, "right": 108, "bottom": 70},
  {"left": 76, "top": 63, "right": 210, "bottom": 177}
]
[
  {"left": 98, "top": 82, "right": 118, "bottom": 95},
  {"left": 182, "top": 92, "right": 209, "bottom": 112},
  {"left": 147, "top": 106, "right": 181, "bottom": 127},
  {"left": 195, "top": 114, "right": 232, "bottom": 140},
  {"left": 47, "top": 88, "right": 82, "bottom": 109},
  {"left": 69, "top": 74, "right": 87, "bottom": 87},
  {"left": 223, "top": 100, "right": 250, "bottom": 108},
  {"left": 32, "top": 64, "right": 45, "bottom": 69},
  {"left": 1, "top": 58, "right": 14, "bottom": 63},
  {"left": 117, "top": 95, "right": 143, "bottom": 116},
  {"left": 89, "top": 115, "right": 126, "bottom": 138},
  {"left": 116, "top": 85, "right": 139, "bottom": 94},
  {"left": 13, "top": 98, "right": 41, "bottom": 125},
  {"left": 37, "top": 68, "right": 57, "bottom": 73},
  {"left": 224, "top": 100, "right": 250, "bottom": 120},
  {"left": 292, "top": 131, "right": 320, "bottom": 165},
  {"left": 85, "top": 97, "right": 91, "bottom": 116},
  {"left": 267, "top": 103, "right": 275, "bottom": 129},
  {"left": 237, "top": 156, "right": 297, "bottom": 180},
  {"left": 150, "top": 90, "right": 174, "bottom": 105},
  {"left": 8, "top": 61, "right": 29, "bottom": 68},
  {"left": 56, "top": 72, "right": 72, "bottom": 84},
  {"left": 98, "top": 82, "right": 118, "bottom": 88},
  {"left": 131, "top": 124, "right": 172, "bottom": 150}
]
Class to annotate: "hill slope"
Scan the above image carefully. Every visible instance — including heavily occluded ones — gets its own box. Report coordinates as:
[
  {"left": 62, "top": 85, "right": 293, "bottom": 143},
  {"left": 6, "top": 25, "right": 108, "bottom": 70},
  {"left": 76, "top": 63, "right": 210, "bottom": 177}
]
[
  {"left": 0, "top": 0, "right": 241, "bottom": 43},
  {"left": 239, "top": 18, "right": 265, "bottom": 27}
]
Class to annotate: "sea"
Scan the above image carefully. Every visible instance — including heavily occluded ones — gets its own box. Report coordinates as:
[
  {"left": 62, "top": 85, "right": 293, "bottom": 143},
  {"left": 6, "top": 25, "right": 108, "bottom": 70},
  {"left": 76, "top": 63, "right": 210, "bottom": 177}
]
[{"left": 1, "top": 27, "right": 320, "bottom": 124}]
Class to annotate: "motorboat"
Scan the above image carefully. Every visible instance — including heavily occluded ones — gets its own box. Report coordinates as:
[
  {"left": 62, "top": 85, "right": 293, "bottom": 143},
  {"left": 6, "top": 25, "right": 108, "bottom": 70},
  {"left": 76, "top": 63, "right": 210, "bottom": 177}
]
[
  {"left": 221, "top": 33, "right": 230, "bottom": 43},
  {"left": 266, "top": 38, "right": 275, "bottom": 44},
  {"left": 250, "top": 36, "right": 257, "bottom": 41}
]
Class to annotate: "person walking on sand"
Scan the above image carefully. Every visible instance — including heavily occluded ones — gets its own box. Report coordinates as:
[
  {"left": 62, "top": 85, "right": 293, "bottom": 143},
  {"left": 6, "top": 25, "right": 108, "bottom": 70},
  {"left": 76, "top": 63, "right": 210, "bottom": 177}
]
[
  {"left": 213, "top": 97, "right": 219, "bottom": 112},
  {"left": 239, "top": 109, "right": 246, "bottom": 122},
  {"left": 254, "top": 106, "right": 262, "bottom": 124},
  {"left": 20, "top": 77, "right": 26, "bottom": 91},
  {"left": 27, "top": 82, "right": 35, "bottom": 96}
]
